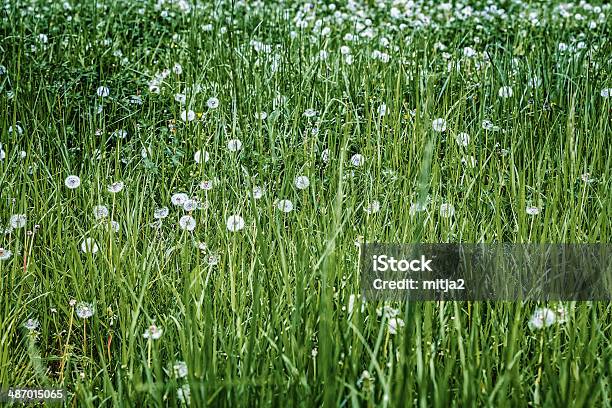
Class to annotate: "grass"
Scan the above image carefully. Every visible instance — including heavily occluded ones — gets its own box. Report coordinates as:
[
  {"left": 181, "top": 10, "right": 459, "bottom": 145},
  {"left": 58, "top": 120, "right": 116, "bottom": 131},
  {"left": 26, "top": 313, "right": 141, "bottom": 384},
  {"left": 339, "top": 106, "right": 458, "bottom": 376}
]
[{"left": 0, "top": 0, "right": 611, "bottom": 406}]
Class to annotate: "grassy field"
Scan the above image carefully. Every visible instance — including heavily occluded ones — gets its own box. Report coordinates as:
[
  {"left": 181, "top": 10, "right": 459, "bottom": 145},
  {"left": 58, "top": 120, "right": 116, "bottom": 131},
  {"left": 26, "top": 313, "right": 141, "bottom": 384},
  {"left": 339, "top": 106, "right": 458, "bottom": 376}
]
[{"left": 1, "top": 0, "right": 611, "bottom": 406}]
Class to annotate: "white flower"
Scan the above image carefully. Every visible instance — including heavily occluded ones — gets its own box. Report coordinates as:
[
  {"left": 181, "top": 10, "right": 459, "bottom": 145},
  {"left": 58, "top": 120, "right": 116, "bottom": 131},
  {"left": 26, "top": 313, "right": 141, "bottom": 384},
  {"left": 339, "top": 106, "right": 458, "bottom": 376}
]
[
  {"left": 350, "top": 154, "right": 364, "bottom": 167},
  {"left": 112, "top": 129, "right": 127, "bottom": 139},
  {"left": 81, "top": 238, "right": 99, "bottom": 254},
  {"left": 65, "top": 175, "right": 81, "bottom": 189},
  {"left": 143, "top": 324, "right": 163, "bottom": 340},
  {"left": 172, "top": 63, "right": 183, "bottom": 74},
  {"left": 75, "top": 302, "right": 94, "bottom": 319},
  {"left": 455, "top": 132, "right": 470, "bottom": 147},
  {"left": 439, "top": 203, "right": 455, "bottom": 218},
  {"left": 364, "top": 200, "right": 380, "bottom": 214},
  {"left": 377, "top": 103, "right": 387, "bottom": 116},
  {"left": 179, "top": 215, "right": 196, "bottom": 231},
  {"left": 199, "top": 180, "right": 214, "bottom": 190},
  {"left": 0, "top": 248, "right": 12, "bottom": 261},
  {"left": 174, "top": 361, "right": 188, "bottom": 378},
  {"left": 252, "top": 186, "right": 264, "bottom": 199},
  {"left": 481, "top": 120, "right": 494, "bottom": 130},
  {"left": 154, "top": 207, "right": 169, "bottom": 219},
  {"left": 347, "top": 294, "right": 357, "bottom": 315},
  {"left": 463, "top": 46, "right": 477, "bottom": 57},
  {"left": 528, "top": 308, "right": 556, "bottom": 330},
  {"left": 227, "top": 139, "right": 242, "bottom": 152},
  {"left": 181, "top": 110, "right": 195, "bottom": 122},
  {"left": 255, "top": 111, "right": 267, "bottom": 120},
  {"left": 226, "top": 215, "right": 245, "bottom": 232},
  {"left": 177, "top": 384, "right": 191, "bottom": 405},
  {"left": 174, "top": 93, "right": 186, "bottom": 104},
  {"left": 409, "top": 201, "right": 427, "bottom": 216},
  {"left": 207, "top": 97, "right": 219, "bottom": 109},
  {"left": 498, "top": 86, "right": 513, "bottom": 98},
  {"left": 526, "top": 206, "right": 540, "bottom": 215},
  {"left": 194, "top": 150, "right": 209, "bottom": 164},
  {"left": 96, "top": 86, "right": 110, "bottom": 97},
  {"left": 171, "top": 193, "right": 189, "bottom": 206},
  {"left": 107, "top": 181, "right": 124, "bottom": 193},
  {"left": 109, "top": 220, "right": 120, "bottom": 233},
  {"left": 24, "top": 318, "right": 40, "bottom": 331},
  {"left": 8, "top": 125, "right": 23, "bottom": 135},
  {"left": 601, "top": 88, "right": 611, "bottom": 98},
  {"left": 277, "top": 199, "right": 294, "bottom": 213},
  {"left": 93, "top": 205, "right": 109, "bottom": 220},
  {"left": 321, "top": 148, "right": 330, "bottom": 163},
  {"left": 294, "top": 175, "right": 310, "bottom": 190},
  {"left": 183, "top": 199, "right": 198, "bottom": 212},
  {"left": 432, "top": 118, "right": 447, "bottom": 132},
  {"left": 9, "top": 214, "right": 27, "bottom": 229},
  {"left": 207, "top": 253, "right": 220, "bottom": 266},
  {"left": 303, "top": 108, "right": 317, "bottom": 118},
  {"left": 388, "top": 317, "right": 405, "bottom": 334}
]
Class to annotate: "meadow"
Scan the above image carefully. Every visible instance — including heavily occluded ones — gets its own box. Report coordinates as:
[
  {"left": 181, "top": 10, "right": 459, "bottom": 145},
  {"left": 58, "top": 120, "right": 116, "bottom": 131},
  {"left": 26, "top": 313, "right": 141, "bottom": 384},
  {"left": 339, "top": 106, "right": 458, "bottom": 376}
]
[{"left": 1, "top": 0, "right": 611, "bottom": 406}]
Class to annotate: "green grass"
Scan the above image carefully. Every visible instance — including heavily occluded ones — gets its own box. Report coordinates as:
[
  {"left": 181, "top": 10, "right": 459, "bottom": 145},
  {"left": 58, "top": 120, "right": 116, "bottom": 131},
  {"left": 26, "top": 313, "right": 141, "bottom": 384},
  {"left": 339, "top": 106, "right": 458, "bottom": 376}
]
[{"left": 1, "top": 0, "right": 611, "bottom": 406}]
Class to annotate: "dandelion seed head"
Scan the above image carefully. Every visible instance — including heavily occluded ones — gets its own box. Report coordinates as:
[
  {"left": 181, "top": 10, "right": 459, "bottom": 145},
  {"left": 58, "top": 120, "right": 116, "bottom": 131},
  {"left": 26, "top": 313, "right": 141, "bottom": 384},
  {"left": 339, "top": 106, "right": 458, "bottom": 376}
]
[
  {"left": 277, "top": 199, "right": 294, "bottom": 213},
  {"left": 294, "top": 175, "right": 310, "bottom": 190},
  {"left": 81, "top": 238, "right": 99, "bottom": 254},
  {"left": 226, "top": 215, "right": 245, "bottom": 232},
  {"left": 65, "top": 175, "right": 81, "bottom": 189},
  {"left": 76, "top": 302, "right": 94, "bottom": 319},
  {"left": 179, "top": 215, "right": 196, "bottom": 231},
  {"left": 432, "top": 118, "right": 447, "bottom": 132},
  {"left": 9, "top": 214, "right": 27, "bottom": 229}
]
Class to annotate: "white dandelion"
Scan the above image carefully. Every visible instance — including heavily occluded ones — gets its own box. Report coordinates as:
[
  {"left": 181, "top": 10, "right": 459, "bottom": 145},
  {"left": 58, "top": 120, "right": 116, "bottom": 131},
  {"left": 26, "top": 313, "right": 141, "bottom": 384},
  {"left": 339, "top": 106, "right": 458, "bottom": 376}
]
[
  {"left": 194, "top": 150, "right": 209, "bottom": 164},
  {"left": 439, "top": 203, "right": 455, "bottom": 218},
  {"left": 601, "top": 88, "right": 611, "bottom": 98},
  {"left": 409, "top": 201, "right": 427, "bottom": 216},
  {"left": 321, "top": 148, "right": 330, "bottom": 163},
  {"left": 174, "top": 361, "right": 188, "bottom": 378},
  {"left": 226, "top": 215, "right": 245, "bottom": 232},
  {"left": 388, "top": 317, "right": 405, "bottom": 335},
  {"left": 65, "top": 175, "right": 81, "bottom": 189},
  {"left": 96, "top": 86, "right": 110, "bottom": 97},
  {"left": 207, "top": 97, "right": 219, "bottom": 109},
  {"left": 81, "top": 238, "right": 99, "bottom": 254},
  {"left": 528, "top": 308, "right": 556, "bottom": 330},
  {"left": 498, "top": 86, "right": 513, "bottom": 99},
  {"left": 143, "top": 324, "right": 163, "bottom": 340},
  {"left": 179, "top": 215, "right": 196, "bottom": 231},
  {"left": 75, "top": 302, "right": 94, "bottom": 319},
  {"left": 432, "top": 118, "right": 447, "bottom": 132},
  {"left": 455, "top": 132, "right": 470, "bottom": 147},
  {"left": 0, "top": 248, "right": 12, "bottom": 261},
  {"left": 277, "top": 199, "right": 294, "bottom": 213},
  {"left": 364, "top": 200, "right": 381, "bottom": 214},
  {"left": 303, "top": 108, "right": 317, "bottom": 118},
  {"left": 9, "top": 214, "right": 27, "bottom": 229},
  {"left": 107, "top": 181, "right": 124, "bottom": 193},
  {"left": 350, "top": 154, "right": 364, "bottom": 167},
  {"left": 199, "top": 180, "right": 214, "bottom": 190},
  {"left": 93, "top": 205, "right": 109, "bottom": 220},
  {"left": 294, "top": 175, "right": 310, "bottom": 190},
  {"left": 171, "top": 193, "right": 189, "bottom": 206},
  {"left": 183, "top": 199, "right": 198, "bottom": 212},
  {"left": 227, "top": 139, "right": 242, "bottom": 152},
  {"left": 252, "top": 186, "right": 264, "bottom": 199},
  {"left": 24, "top": 318, "right": 40, "bottom": 331},
  {"left": 154, "top": 207, "right": 169, "bottom": 219},
  {"left": 526, "top": 206, "right": 540, "bottom": 215},
  {"left": 181, "top": 110, "right": 195, "bottom": 122}
]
